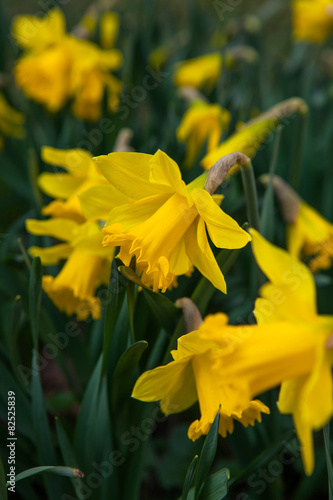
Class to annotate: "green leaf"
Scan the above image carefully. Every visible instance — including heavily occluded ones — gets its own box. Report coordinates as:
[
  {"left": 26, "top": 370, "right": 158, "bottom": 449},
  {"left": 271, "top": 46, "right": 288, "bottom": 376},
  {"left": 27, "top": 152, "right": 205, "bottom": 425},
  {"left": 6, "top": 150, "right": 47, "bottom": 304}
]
[
  {"left": 29, "top": 257, "right": 42, "bottom": 351},
  {"left": 74, "top": 355, "right": 103, "bottom": 471},
  {"left": 195, "top": 410, "right": 220, "bottom": 500},
  {"left": 7, "top": 295, "right": 23, "bottom": 374},
  {"left": 229, "top": 430, "right": 295, "bottom": 487},
  {"left": 95, "top": 377, "right": 118, "bottom": 500},
  {"left": 119, "top": 266, "right": 180, "bottom": 331},
  {"left": 260, "top": 126, "right": 282, "bottom": 241},
  {"left": 127, "top": 256, "right": 137, "bottom": 343},
  {"left": 103, "top": 259, "right": 127, "bottom": 373},
  {"left": 8, "top": 466, "right": 84, "bottom": 486},
  {"left": 56, "top": 418, "right": 86, "bottom": 500},
  {"left": 0, "top": 456, "right": 8, "bottom": 500},
  {"left": 182, "top": 455, "right": 198, "bottom": 500},
  {"left": 111, "top": 341, "right": 148, "bottom": 411},
  {"left": 31, "top": 349, "right": 63, "bottom": 499},
  {"left": 324, "top": 423, "right": 333, "bottom": 500},
  {"left": 185, "top": 468, "right": 230, "bottom": 500}
]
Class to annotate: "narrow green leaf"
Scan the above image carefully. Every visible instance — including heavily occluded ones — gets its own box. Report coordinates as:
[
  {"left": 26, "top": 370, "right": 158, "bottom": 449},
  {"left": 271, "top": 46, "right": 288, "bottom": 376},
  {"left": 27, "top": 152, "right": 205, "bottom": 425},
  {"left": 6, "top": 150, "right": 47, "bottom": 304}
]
[
  {"left": 260, "top": 126, "right": 282, "bottom": 241},
  {"left": 127, "top": 256, "right": 137, "bottom": 343},
  {"left": 56, "top": 418, "right": 86, "bottom": 500},
  {"left": 8, "top": 466, "right": 84, "bottom": 485},
  {"left": 55, "top": 418, "right": 78, "bottom": 468},
  {"left": 95, "top": 377, "right": 119, "bottom": 500},
  {"left": 31, "top": 349, "right": 63, "bottom": 499},
  {"left": 229, "top": 430, "right": 295, "bottom": 487},
  {"left": 103, "top": 259, "right": 127, "bottom": 373},
  {"left": 185, "top": 468, "right": 230, "bottom": 500},
  {"left": 195, "top": 410, "right": 220, "bottom": 500},
  {"left": 0, "top": 456, "right": 8, "bottom": 500},
  {"left": 240, "top": 162, "right": 261, "bottom": 232},
  {"left": 119, "top": 265, "right": 180, "bottom": 331},
  {"left": 74, "top": 355, "right": 103, "bottom": 471},
  {"left": 29, "top": 257, "right": 42, "bottom": 351},
  {"left": 324, "top": 423, "right": 333, "bottom": 500},
  {"left": 182, "top": 455, "right": 198, "bottom": 500},
  {"left": 0, "top": 356, "right": 33, "bottom": 438},
  {"left": 111, "top": 341, "right": 148, "bottom": 411},
  {"left": 28, "top": 148, "right": 42, "bottom": 210},
  {"left": 7, "top": 295, "right": 24, "bottom": 387}
]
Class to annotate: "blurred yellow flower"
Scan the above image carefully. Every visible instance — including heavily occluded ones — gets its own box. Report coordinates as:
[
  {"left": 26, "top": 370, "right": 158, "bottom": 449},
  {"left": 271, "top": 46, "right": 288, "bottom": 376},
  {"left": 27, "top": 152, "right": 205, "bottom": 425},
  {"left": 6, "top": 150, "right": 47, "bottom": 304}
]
[
  {"left": 38, "top": 147, "right": 128, "bottom": 223},
  {"left": 267, "top": 175, "right": 333, "bottom": 272},
  {"left": 251, "top": 228, "right": 333, "bottom": 475},
  {"left": 13, "top": 8, "right": 122, "bottom": 120},
  {"left": 177, "top": 102, "right": 231, "bottom": 168},
  {"left": 93, "top": 150, "right": 250, "bottom": 292},
  {"left": 0, "top": 93, "right": 25, "bottom": 149},
  {"left": 38, "top": 147, "right": 106, "bottom": 222},
  {"left": 292, "top": 0, "right": 333, "bottom": 43},
  {"left": 174, "top": 53, "right": 222, "bottom": 91},
  {"left": 26, "top": 217, "right": 114, "bottom": 320},
  {"left": 288, "top": 201, "right": 333, "bottom": 272},
  {"left": 132, "top": 313, "right": 270, "bottom": 440}
]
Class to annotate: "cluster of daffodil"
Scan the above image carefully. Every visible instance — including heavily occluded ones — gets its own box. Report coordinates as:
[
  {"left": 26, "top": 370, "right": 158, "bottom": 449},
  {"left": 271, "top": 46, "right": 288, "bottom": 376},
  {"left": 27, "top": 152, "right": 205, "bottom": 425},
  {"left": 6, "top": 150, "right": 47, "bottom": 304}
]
[
  {"left": 26, "top": 140, "right": 333, "bottom": 477},
  {"left": 13, "top": 2, "right": 333, "bottom": 488},
  {"left": 12, "top": 8, "right": 122, "bottom": 120}
]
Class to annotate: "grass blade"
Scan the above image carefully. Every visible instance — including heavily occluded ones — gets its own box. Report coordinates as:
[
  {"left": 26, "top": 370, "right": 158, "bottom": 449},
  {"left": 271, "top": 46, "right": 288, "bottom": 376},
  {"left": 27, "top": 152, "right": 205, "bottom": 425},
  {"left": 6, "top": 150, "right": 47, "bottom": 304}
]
[
  {"left": 29, "top": 257, "right": 42, "bottom": 351},
  {"left": 31, "top": 349, "right": 63, "bottom": 499},
  {"left": 194, "top": 410, "right": 220, "bottom": 500},
  {"left": 324, "top": 423, "right": 333, "bottom": 500},
  {"left": 182, "top": 455, "right": 198, "bottom": 500}
]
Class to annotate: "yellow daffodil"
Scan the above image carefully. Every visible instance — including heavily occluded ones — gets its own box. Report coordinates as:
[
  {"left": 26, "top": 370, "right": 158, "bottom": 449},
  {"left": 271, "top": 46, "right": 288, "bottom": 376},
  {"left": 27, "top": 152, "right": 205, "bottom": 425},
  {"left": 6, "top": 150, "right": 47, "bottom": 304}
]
[
  {"left": 174, "top": 53, "right": 222, "bottom": 91},
  {"left": 251, "top": 228, "right": 333, "bottom": 475},
  {"left": 292, "top": 0, "right": 333, "bottom": 44},
  {"left": 38, "top": 146, "right": 128, "bottom": 223},
  {"left": 26, "top": 217, "right": 114, "bottom": 320},
  {"left": 100, "top": 12, "right": 120, "bottom": 50},
  {"left": 13, "top": 8, "right": 122, "bottom": 120},
  {"left": 176, "top": 102, "right": 231, "bottom": 168},
  {"left": 173, "top": 47, "right": 258, "bottom": 92},
  {"left": 267, "top": 175, "right": 333, "bottom": 272},
  {"left": 132, "top": 313, "right": 270, "bottom": 441},
  {"left": 89, "top": 150, "right": 250, "bottom": 293},
  {"left": 201, "top": 98, "right": 308, "bottom": 176},
  {"left": 0, "top": 93, "right": 24, "bottom": 150},
  {"left": 289, "top": 201, "right": 333, "bottom": 272}
]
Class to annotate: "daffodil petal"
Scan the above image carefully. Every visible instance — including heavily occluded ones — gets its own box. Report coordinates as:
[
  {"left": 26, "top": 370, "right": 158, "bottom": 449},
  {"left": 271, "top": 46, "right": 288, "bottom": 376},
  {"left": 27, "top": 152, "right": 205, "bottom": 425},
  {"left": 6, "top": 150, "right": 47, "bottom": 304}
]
[
  {"left": 192, "top": 189, "right": 251, "bottom": 249},
  {"left": 28, "top": 243, "right": 71, "bottom": 265},
  {"left": 26, "top": 218, "right": 78, "bottom": 241},
  {"left": 38, "top": 172, "right": 83, "bottom": 199},
  {"left": 132, "top": 358, "right": 197, "bottom": 415},
  {"left": 42, "top": 146, "right": 93, "bottom": 176},
  {"left": 149, "top": 150, "right": 187, "bottom": 197},
  {"left": 94, "top": 152, "right": 157, "bottom": 199},
  {"left": 185, "top": 218, "right": 226, "bottom": 293},
  {"left": 105, "top": 193, "right": 170, "bottom": 230},
  {"left": 250, "top": 228, "right": 317, "bottom": 320},
  {"left": 79, "top": 184, "right": 130, "bottom": 220}
]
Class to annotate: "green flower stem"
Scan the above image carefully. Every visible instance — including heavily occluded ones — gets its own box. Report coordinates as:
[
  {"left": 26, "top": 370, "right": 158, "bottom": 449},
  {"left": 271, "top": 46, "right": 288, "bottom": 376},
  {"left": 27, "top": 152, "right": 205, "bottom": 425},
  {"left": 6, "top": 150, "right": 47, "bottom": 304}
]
[
  {"left": 260, "top": 125, "right": 282, "bottom": 240},
  {"left": 18, "top": 237, "right": 31, "bottom": 270},
  {"left": 289, "top": 112, "right": 308, "bottom": 190},
  {"left": 240, "top": 161, "right": 261, "bottom": 231}
]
